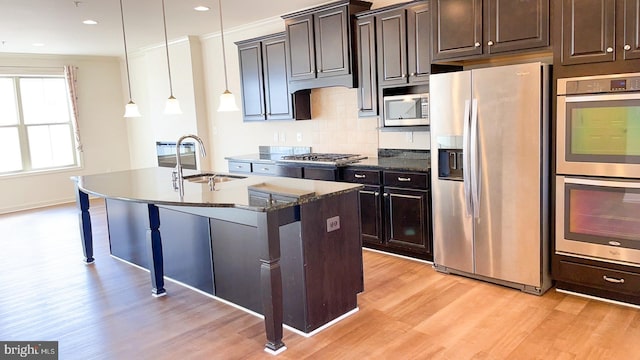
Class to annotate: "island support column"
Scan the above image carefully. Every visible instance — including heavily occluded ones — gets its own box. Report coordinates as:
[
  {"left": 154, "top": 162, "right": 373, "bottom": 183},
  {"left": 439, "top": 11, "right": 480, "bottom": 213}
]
[
  {"left": 257, "top": 210, "right": 286, "bottom": 354},
  {"left": 75, "top": 186, "right": 94, "bottom": 264},
  {"left": 147, "top": 204, "right": 166, "bottom": 297}
]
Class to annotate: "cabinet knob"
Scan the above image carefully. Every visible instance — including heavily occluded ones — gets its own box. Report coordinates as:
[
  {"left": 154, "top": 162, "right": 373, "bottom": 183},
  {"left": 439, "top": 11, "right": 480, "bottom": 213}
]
[
  {"left": 383, "top": 193, "right": 389, "bottom": 197},
  {"left": 410, "top": 73, "right": 416, "bottom": 77},
  {"left": 624, "top": 44, "right": 632, "bottom": 51},
  {"left": 606, "top": 47, "right": 614, "bottom": 53},
  {"left": 474, "top": 42, "right": 481, "bottom": 47},
  {"left": 402, "top": 74, "right": 407, "bottom": 78},
  {"left": 487, "top": 40, "right": 494, "bottom": 46}
]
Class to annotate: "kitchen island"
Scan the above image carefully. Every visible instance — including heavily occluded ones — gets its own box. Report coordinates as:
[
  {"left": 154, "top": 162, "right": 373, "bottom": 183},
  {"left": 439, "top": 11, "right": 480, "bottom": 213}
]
[{"left": 72, "top": 167, "right": 363, "bottom": 354}]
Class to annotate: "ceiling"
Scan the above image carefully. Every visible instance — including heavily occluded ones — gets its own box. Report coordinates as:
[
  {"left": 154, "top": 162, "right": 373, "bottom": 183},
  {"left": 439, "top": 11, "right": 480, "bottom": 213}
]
[{"left": 0, "top": 0, "right": 331, "bottom": 57}]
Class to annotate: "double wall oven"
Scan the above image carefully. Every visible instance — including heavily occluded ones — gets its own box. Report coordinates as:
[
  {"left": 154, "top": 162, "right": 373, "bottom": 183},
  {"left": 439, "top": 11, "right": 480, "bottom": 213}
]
[{"left": 556, "top": 73, "right": 640, "bottom": 266}]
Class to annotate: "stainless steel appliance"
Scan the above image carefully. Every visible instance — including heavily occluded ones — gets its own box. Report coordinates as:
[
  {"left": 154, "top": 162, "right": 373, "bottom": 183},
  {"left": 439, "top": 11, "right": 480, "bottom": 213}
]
[
  {"left": 557, "top": 73, "right": 640, "bottom": 178},
  {"left": 383, "top": 93, "right": 429, "bottom": 127},
  {"left": 556, "top": 73, "right": 640, "bottom": 266},
  {"left": 430, "top": 62, "right": 551, "bottom": 295}
]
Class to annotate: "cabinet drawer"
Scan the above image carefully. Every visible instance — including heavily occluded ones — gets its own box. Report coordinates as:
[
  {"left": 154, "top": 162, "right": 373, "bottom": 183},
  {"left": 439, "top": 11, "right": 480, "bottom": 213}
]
[
  {"left": 342, "top": 168, "right": 381, "bottom": 185},
  {"left": 383, "top": 171, "right": 429, "bottom": 189},
  {"left": 252, "top": 163, "right": 279, "bottom": 175},
  {"left": 228, "top": 161, "right": 252, "bottom": 173},
  {"left": 303, "top": 167, "right": 338, "bottom": 181},
  {"left": 557, "top": 260, "right": 640, "bottom": 297}
]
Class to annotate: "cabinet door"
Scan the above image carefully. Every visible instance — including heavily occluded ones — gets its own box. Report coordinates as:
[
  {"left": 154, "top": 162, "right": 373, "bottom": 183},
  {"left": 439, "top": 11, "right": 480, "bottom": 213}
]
[
  {"left": 262, "top": 36, "right": 294, "bottom": 120},
  {"left": 286, "top": 14, "right": 316, "bottom": 81},
  {"left": 314, "top": 5, "right": 351, "bottom": 78},
  {"left": 432, "top": 0, "right": 483, "bottom": 61},
  {"left": 377, "top": 9, "right": 408, "bottom": 87},
  {"left": 407, "top": 3, "right": 431, "bottom": 85},
  {"left": 360, "top": 185, "right": 383, "bottom": 244},
  {"left": 623, "top": 0, "right": 640, "bottom": 60},
  {"left": 486, "top": 0, "right": 549, "bottom": 54},
  {"left": 384, "top": 187, "right": 431, "bottom": 255},
  {"left": 561, "top": 0, "right": 616, "bottom": 65},
  {"left": 237, "top": 42, "right": 266, "bottom": 121},
  {"left": 356, "top": 16, "right": 378, "bottom": 117}
]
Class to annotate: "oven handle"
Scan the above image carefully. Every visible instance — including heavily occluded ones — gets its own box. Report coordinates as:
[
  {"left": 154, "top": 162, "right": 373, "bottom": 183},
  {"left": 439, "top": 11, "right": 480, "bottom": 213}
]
[
  {"left": 564, "top": 177, "right": 640, "bottom": 189},
  {"left": 565, "top": 93, "right": 640, "bottom": 102}
]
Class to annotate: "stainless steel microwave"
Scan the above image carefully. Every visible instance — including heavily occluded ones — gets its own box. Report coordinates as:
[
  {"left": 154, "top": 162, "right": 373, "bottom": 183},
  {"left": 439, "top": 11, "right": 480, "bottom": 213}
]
[{"left": 383, "top": 93, "right": 429, "bottom": 127}]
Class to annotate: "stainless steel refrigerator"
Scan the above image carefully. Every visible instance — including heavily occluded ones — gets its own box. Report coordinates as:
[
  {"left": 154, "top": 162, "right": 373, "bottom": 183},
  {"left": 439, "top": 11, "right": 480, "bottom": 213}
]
[{"left": 430, "top": 62, "right": 552, "bottom": 295}]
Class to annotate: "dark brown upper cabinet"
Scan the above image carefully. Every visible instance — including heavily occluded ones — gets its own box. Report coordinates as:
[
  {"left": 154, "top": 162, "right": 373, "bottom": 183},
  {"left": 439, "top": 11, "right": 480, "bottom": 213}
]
[
  {"left": 432, "top": 0, "right": 549, "bottom": 62},
  {"left": 282, "top": 0, "right": 372, "bottom": 92},
  {"left": 236, "top": 33, "right": 311, "bottom": 122},
  {"left": 355, "top": 14, "right": 378, "bottom": 117},
  {"left": 624, "top": 0, "right": 640, "bottom": 60},
  {"left": 377, "top": 2, "right": 431, "bottom": 87},
  {"left": 559, "top": 0, "right": 640, "bottom": 66}
]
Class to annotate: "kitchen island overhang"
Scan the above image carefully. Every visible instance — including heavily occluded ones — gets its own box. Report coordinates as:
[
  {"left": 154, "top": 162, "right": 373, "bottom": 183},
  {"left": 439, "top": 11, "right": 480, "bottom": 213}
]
[{"left": 72, "top": 167, "right": 364, "bottom": 354}]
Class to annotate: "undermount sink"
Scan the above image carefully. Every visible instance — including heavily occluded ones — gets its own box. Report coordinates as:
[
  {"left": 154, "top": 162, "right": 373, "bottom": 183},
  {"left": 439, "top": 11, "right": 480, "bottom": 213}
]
[{"left": 183, "top": 173, "right": 246, "bottom": 184}]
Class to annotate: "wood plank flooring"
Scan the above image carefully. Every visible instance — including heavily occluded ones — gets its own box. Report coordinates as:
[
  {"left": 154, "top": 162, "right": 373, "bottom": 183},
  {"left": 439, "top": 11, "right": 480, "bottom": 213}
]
[{"left": 1, "top": 200, "right": 639, "bottom": 359}]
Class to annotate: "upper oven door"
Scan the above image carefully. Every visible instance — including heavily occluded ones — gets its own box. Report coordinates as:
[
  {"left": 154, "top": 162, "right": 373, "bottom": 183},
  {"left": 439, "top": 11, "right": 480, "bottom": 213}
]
[
  {"left": 557, "top": 92, "right": 640, "bottom": 177},
  {"left": 556, "top": 176, "right": 640, "bottom": 265}
]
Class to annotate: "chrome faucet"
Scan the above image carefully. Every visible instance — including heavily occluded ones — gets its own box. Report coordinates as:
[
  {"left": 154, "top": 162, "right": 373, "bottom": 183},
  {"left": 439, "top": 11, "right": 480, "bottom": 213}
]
[{"left": 174, "top": 134, "right": 206, "bottom": 197}]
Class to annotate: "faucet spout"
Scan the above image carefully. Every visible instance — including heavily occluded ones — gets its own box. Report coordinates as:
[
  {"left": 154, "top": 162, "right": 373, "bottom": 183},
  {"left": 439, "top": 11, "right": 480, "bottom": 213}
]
[{"left": 175, "top": 134, "right": 206, "bottom": 197}]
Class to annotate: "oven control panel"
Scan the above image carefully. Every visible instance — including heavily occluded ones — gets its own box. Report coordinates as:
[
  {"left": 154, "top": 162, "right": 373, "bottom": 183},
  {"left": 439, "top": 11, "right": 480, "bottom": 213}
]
[{"left": 563, "top": 74, "right": 640, "bottom": 95}]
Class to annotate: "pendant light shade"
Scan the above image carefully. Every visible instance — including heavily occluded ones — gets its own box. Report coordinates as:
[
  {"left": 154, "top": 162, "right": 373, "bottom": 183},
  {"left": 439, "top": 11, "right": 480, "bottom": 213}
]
[
  {"left": 124, "top": 100, "right": 142, "bottom": 117},
  {"left": 218, "top": 90, "right": 239, "bottom": 112},
  {"left": 119, "top": 0, "right": 141, "bottom": 118},
  {"left": 161, "top": 0, "right": 181, "bottom": 115},
  {"left": 165, "top": 95, "right": 182, "bottom": 114},
  {"left": 216, "top": 0, "right": 239, "bottom": 112}
]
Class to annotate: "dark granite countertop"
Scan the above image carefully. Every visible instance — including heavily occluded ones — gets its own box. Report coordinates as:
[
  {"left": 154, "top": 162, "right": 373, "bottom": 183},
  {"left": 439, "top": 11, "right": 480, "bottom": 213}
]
[
  {"left": 225, "top": 148, "right": 430, "bottom": 172},
  {"left": 73, "top": 167, "right": 362, "bottom": 212}
]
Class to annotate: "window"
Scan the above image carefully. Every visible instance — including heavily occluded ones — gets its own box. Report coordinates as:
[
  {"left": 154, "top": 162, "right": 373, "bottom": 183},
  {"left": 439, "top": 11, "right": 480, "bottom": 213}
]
[{"left": 0, "top": 76, "right": 78, "bottom": 174}]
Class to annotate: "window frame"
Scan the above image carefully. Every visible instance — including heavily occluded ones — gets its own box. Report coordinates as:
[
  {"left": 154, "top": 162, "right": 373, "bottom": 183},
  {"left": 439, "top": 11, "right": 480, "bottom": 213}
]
[{"left": 0, "top": 74, "right": 80, "bottom": 176}]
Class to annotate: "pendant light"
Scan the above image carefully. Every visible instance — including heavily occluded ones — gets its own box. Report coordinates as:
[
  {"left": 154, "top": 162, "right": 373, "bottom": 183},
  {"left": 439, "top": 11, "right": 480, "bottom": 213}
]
[
  {"left": 161, "top": 0, "right": 182, "bottom": 114},
  {"left": 216, "top": 0, "right": 239, "bottom": 112},
  {"left": 119, "top": 0, "right": 141, "bottom": 117}
]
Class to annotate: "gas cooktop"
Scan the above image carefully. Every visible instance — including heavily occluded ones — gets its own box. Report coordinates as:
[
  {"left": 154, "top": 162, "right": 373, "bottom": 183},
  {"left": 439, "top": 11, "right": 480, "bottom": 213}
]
[{"left": 278, "top": 153, "right": 367, "bottom": 166}]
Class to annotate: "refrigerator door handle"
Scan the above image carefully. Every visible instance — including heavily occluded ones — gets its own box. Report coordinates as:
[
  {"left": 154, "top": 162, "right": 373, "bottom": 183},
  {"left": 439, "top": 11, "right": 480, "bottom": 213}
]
[
  {"left": 462, "top": 99, "right": 472, "bottom": 216},
  {"left": 470, "top": 98, "right": 480, "bottom": 219}
]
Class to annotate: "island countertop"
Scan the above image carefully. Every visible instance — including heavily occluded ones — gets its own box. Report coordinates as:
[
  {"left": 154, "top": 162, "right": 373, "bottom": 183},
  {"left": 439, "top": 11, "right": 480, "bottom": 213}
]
[{"left": 73, "top": 167, "right": 362, "bottom": 211}]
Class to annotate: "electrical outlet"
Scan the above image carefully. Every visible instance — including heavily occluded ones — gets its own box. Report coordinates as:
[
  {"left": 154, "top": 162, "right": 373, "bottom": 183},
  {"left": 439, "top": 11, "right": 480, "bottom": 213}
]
[
  {"left": 296, "top": 132, "right": 303, "bottom": 142},
  {"left": 327, "top": 216, "right": 340, "bottom": 232},
  {"left": 406, "top": 132, "right": 413, "bottom": 143}
]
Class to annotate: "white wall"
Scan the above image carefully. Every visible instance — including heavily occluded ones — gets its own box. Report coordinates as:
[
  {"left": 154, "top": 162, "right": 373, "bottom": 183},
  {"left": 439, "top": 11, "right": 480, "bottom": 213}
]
[{"left": 0, "top": 54, "right": 131, "bottom": 213}]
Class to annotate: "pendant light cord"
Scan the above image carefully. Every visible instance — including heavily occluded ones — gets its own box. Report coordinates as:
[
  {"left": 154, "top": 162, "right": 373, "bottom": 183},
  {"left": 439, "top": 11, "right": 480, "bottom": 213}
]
[
  {"left": 161, "top": 0, "right": 174, "bottom": 97},
  {"left": 119, "top": 0, "right": 133, "bottom": 101},
  {"left": 218, "top": 0, "right": 230, "bottom": 90}
]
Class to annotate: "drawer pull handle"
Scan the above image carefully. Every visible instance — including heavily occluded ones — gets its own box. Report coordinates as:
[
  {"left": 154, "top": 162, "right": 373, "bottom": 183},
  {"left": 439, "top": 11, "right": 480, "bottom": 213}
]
[
  {"left": 355, "top": 174, "right": 366, "bottom": 179},
  {"left": 236, "top": 165, "right": 244, "bottom": 168},
  {"left": 398, "top": 177, "right": 411, "bottom": 182},
  {"left": 603, "top": 275, "right": 625, "bottom": 284},
  {"left": 262, "top": 168, "right": 270, "bottom": 171}
]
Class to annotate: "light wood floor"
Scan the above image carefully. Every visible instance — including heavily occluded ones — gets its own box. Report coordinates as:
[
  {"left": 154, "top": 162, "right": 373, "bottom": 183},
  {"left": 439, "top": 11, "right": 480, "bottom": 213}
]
[{"left": 1, "top": 200, "right": 639, "bottom": 359}]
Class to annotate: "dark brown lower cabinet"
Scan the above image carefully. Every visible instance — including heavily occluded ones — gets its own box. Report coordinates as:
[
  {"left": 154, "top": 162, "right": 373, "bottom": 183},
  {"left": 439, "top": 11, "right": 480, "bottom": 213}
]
[
  {"left": 360, "top": 185, "right": 383, "bottom": 244},
  {"left": 343, "top": 167, "right": 433, "bottom": 261},
  {"left": 384, "top": 186, "right": 431, "bottom": 256},
  {"left": 553, "top": 254, "right": 640, "bottom": 305}
]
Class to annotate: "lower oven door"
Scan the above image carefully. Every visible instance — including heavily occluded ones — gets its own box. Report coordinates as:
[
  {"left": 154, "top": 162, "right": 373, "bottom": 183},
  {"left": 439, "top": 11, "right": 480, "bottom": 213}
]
[{"left": 556, "top": 176, "right": 640, "bottom": 265}]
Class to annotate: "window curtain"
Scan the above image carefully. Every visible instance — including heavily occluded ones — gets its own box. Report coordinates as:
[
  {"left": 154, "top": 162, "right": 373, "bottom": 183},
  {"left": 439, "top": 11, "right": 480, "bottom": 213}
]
[{"left": 64, "top": 65, "right": 83, "bottom": 152}]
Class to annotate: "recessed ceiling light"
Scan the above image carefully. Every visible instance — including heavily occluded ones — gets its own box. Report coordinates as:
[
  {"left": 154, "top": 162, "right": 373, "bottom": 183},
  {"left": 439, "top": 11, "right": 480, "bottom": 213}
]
[
  {"left": 32, "top": 43, "right": 45, "bottom": 47},
  {"left": 83, "top": 19, "right": 98, "bottom": 25},
  {"left": 194, "top": 6, "right": 210, "bottom": 11}
]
